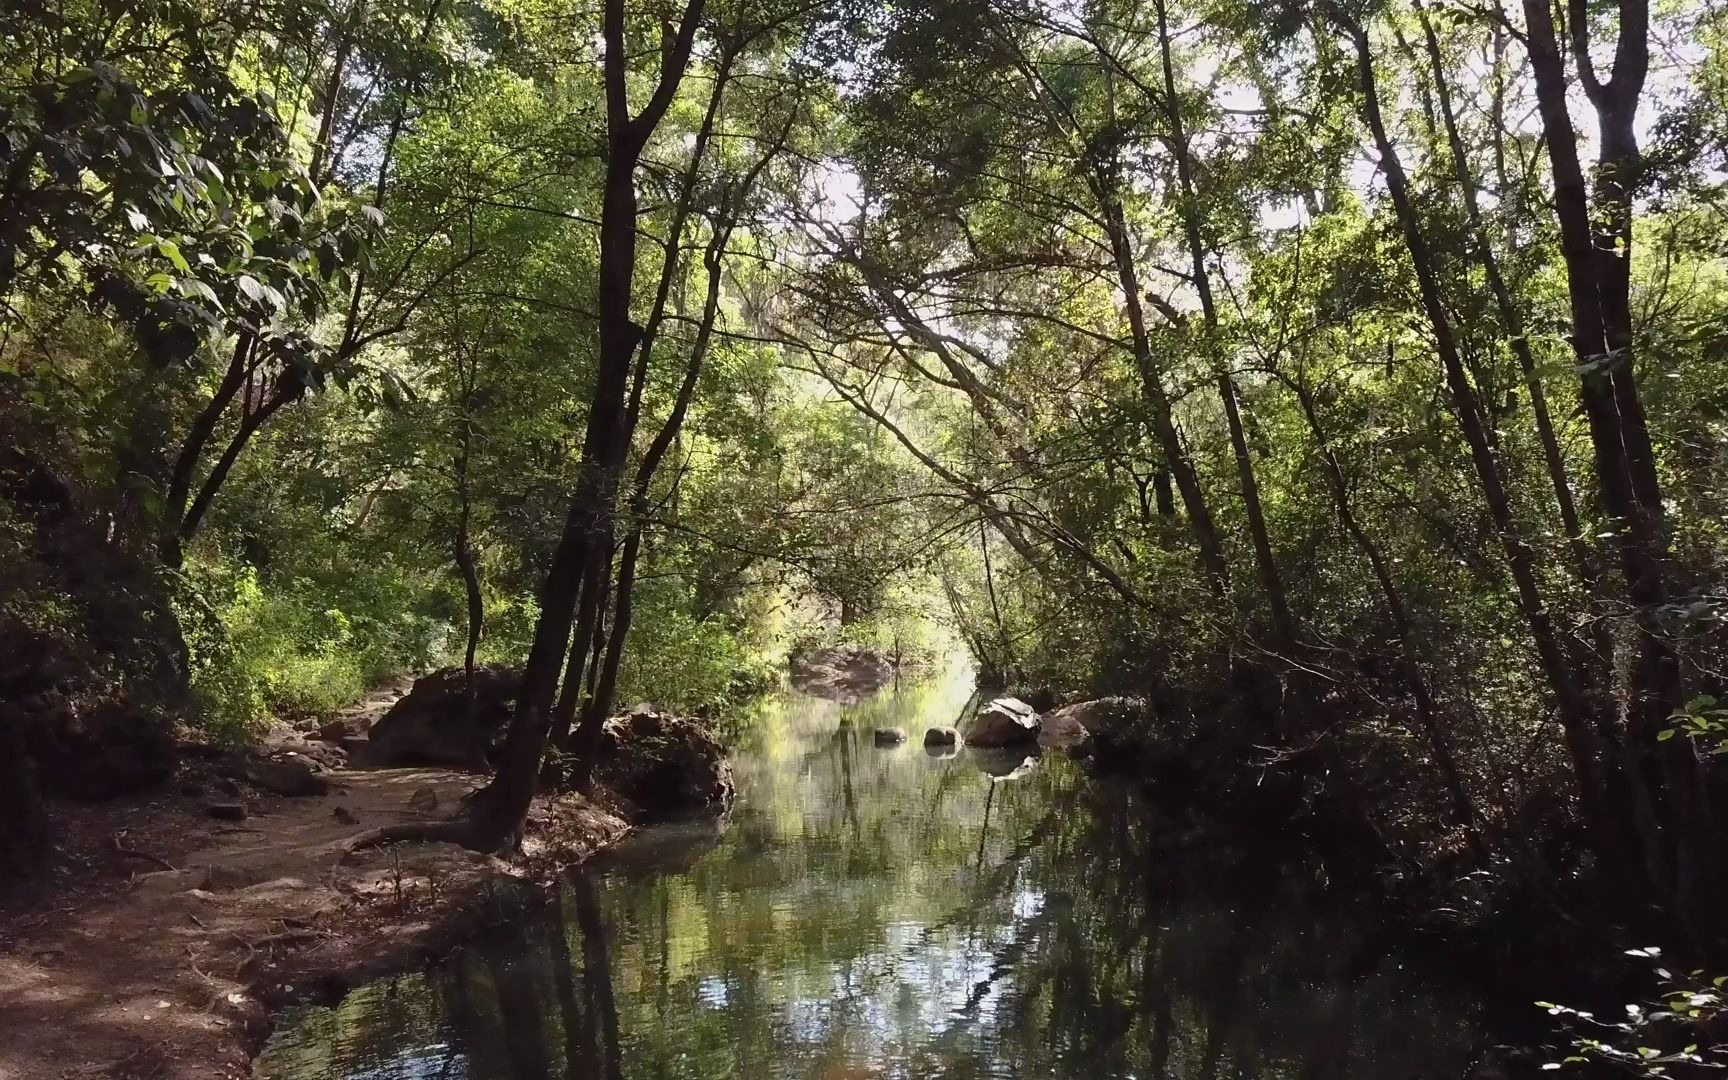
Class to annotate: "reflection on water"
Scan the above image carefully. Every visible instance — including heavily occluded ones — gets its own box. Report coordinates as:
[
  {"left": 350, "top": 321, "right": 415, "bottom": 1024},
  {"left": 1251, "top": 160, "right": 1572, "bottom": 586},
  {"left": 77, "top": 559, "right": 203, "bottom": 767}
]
[{"left": 255, "top": 667, "right": 1493, "bottom": 1079}]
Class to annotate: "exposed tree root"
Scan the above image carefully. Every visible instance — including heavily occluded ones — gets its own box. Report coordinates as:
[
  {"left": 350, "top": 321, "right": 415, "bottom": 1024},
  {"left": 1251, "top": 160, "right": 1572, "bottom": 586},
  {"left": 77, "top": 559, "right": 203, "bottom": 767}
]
[
  {"left": 112, "top": 831, "right": 177, "bottom": 872},
  {"left": 339, "top": 817, "right": 489, "bottom": 861}
]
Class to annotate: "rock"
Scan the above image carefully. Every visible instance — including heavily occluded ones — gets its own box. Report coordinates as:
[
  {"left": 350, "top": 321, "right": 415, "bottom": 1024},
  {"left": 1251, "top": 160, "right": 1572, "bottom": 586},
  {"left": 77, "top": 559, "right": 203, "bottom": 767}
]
[
  {"left": 179, "top": 781, "right": 205, "bottom": 797},
  {"left": 923, "top": 727, "right": 959, "bottom": 747},
  {"left": 593, "top": 708, "right": 732, "bottom": 819},
  {"left": 241, "top": 756, "right": 327, "bottom": 797},
  {"left": 1042, "top": 697, "right": 1149, "bottom": 753},
  {"left": 206, "top": 801, "right": 247, "bottom": 821},
  {"left": 315, "top": 713, "right": 370, "bottom": 743},
  {"left": 969, "top": 748, "right": 1041, "bottom": 781},
  {"left": 213, "top": 777, "right": 242, "bottom": 797},
  {"left": 364, "top": 665, "right": 519, "bottom": 770},
  {"left": 924, "top": 742, "right": 960, "bottom": 760},
  {"left": 965, "top": 697, "right": 1040, "bottom": 748},
  {"left": 789, "top": 646, "right": 895, "bottom": 701},
  {"left": 408, "top": 786, "right": 439, "bottom": 813},
  {"left": 872, "top": 727, "right": 907, "bottom": 746},
  {"left": 1035, "top": 706, "right": 1090, "bottom": 747},
  {"left": 199, "top": 863, "right": 269, "bottom": 890},
  {"left": 20, "top": 694, "right": 175, "bottom": 800},
  {"left": 331, "top": 806, "right": 358, "bottom": 825}
]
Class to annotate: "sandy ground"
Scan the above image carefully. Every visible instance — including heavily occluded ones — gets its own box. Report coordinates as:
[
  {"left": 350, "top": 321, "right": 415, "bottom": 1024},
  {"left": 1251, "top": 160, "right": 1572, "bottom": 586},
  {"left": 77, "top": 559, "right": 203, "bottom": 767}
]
[{"left": 0, "top": 698, "right": 630, "bottom": 1080}]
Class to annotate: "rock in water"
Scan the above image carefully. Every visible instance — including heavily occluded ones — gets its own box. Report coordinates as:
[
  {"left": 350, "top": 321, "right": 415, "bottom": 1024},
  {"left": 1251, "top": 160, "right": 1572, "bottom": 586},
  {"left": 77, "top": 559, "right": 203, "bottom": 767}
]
[
  {"left": 965, "top": 697, "right": 1040, "bottom": 747},
  {"left": 1041, "top": 697, "right": 1149, "bottom": 753},
  {"left": 788, "top": 646, "right": 895, "bottom": 701},
  {"left": 593, "top": 708, "right": 732, "bottom": 819},
  {"left": 872, "top": 727, "right": 907, "bottom": 746},
  {"left": 923, "top": 727, "right": 959, "bottom": 747},
  {"left": 364, "top": 665, "right": 519, "bottom": 770}
]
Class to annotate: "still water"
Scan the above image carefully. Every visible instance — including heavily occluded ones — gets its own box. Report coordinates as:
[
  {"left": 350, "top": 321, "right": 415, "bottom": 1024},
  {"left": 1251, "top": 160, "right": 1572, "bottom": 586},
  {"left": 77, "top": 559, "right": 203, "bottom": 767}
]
[{"left": 255, "top": 667, "right": 1497, "bottom": 1079}]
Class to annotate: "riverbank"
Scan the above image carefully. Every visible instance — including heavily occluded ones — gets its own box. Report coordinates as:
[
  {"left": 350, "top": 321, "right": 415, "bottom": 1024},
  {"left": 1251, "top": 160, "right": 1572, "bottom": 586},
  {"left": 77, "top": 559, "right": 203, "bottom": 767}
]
[{"left": 0, "top": 761, "right": 630, "bottom": 1079}]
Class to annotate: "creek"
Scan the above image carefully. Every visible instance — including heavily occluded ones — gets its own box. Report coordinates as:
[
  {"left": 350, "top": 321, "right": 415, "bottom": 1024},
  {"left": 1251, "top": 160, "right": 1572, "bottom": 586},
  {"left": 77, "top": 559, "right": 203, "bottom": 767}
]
[{"left": 254, "top": 665, "right": 1508, "bottom": 1078}]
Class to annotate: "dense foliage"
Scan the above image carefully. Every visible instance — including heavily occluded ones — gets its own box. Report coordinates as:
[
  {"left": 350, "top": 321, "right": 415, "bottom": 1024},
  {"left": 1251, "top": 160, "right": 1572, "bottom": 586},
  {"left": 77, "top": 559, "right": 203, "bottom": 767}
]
[{"left": 4, "top": 0, "right": 1728, "bottom": 982}]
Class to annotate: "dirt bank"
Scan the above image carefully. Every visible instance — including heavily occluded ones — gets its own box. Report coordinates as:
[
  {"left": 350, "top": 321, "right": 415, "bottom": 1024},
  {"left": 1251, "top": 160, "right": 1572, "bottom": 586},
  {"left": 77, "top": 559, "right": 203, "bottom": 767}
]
[{"left": 0, "top": 757, "right": 629, "bottom": 1079}]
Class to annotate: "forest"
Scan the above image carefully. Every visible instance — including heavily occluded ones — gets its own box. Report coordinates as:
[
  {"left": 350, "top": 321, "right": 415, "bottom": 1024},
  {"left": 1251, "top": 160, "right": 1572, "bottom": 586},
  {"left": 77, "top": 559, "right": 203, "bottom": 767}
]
[{"left": 3, "top": 0, "right": 1728, "bottom": 1055}]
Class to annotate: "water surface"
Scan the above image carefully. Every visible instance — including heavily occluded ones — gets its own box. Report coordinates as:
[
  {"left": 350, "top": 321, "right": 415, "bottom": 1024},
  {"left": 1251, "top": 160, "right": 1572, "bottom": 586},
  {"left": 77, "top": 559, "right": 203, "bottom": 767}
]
[{"left": 256, "top": 668, "right": 1495, "bottom": 1079}]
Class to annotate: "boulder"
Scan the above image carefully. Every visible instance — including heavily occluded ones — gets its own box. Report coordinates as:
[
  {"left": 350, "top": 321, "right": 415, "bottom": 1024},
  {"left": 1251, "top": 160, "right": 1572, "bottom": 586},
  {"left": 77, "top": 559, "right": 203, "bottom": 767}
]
[
  {"left": 593, "top": 708, "right": 732, "bottom": 819},
  {"left": 964, "top": 697, "right": 1039, "bottom": 748},
  {"left": 969, "top": 748, "right": 1041, "bottom": 781},
  {"left": 363, "top": 665, "right": 519, "bottom": 770},
  {"left": 789, "top": 646, "right": 895, "bottom": 701},
  {"left": 923, "top": 726, "right": 959, "bottom": 747},
  {"left": 206, "top": 801, "right": 247, "bottom": 821},
  {"left": 239, "top": 756, "right": 327, "bottom": 797},
  {"left": 19, "top": 693, "right": 175, "bottom": 800},
  {"left": 1044, "top": 697, "right": 1149, "bottom": 754},
  {"left": 872, "top": 726, "right": 907, "bottom": 746}
]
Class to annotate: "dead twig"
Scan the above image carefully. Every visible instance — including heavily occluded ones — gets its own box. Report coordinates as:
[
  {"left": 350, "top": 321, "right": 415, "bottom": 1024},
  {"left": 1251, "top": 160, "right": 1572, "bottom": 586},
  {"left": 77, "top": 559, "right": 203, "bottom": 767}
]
[{"left": 111, "top": 831, "right": 176, "bottom": 873}]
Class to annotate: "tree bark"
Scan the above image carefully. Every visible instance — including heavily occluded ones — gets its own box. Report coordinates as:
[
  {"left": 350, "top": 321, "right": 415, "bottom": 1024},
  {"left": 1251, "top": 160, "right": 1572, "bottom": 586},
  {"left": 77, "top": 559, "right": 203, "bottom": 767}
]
[
  {"left": 1152, "top": 0, "right": 1292, "bottom": 648},
  {"left": 1521, "top": 0, "right": 1716, "bottom": 946},
  {"left": 472, "top": 0, "right": 706, "bottom": 847},
  {"left": 1338, "top": 13, "right": 1609, "bottom": 851},
  {"left": 1415, "top": 1, "right": 1598, "bottom": 600}
]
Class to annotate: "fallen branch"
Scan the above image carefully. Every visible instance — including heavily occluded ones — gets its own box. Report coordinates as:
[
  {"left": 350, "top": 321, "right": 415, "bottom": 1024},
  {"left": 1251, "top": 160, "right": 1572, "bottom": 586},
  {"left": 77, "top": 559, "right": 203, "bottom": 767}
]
[
  {"left": 112, "top": 831, "right": 176, "bottom": 873},
  {"left": 340, "top": 818, "right": 481, "bottom": 862}
]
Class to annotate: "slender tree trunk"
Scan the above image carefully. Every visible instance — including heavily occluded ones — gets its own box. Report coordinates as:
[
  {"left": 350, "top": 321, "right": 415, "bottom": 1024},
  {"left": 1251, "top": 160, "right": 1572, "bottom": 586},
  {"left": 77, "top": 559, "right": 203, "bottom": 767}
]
[
  {"left": 1338, "top": 14, "right": 1611, "bottom": 851},
  {"left": 176, "top": 373, "right": 304, "bottom": 550},
  {"left": 1415, "top": 2, "right": 1599, "bottom": 598},
  {"left": 1152, "top": 0, "right": 1292, "bottom": 648},
  {"left": 307, "top": 0, "right": 364, "bottom": 188},
  {"left": 472, "top": 0, "right": 706, "bottom": 845},
  {"left": 1521, "top": 0, "right": 1716, "bottom": 946},
  {"left": 1096, "top": 184, "right": 1230, "bottom": 597},
  {"left": 453, "top": 432, "right": 483, "bottom": 713},
  {"left": 162, "top": 333, "right": 254, "bottom": 566},
  {"left": 1289, "top": 374, "right": 1479, "bottom": 840}
]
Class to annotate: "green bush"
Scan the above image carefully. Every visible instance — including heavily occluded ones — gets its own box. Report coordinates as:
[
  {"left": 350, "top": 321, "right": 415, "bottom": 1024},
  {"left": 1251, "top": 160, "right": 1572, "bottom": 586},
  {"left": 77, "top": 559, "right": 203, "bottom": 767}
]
[{"left": 183, "top": 562, "right": 371, "bottom": 739}]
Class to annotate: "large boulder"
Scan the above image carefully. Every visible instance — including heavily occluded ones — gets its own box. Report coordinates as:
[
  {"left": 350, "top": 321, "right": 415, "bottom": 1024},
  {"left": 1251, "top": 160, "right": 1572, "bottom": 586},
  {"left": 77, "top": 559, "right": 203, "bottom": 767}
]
[
  {"left": 969, "top": 747, "right": 1041, "bottom": 781},
  {"left": 363, "top": 665, "right": 518, "bottom": 770},
  {"left": 872, "top": 726, "right": 907, "bottom": 746},
  {"left": 593, "top": 706, "right": 732, "bottom": 819},
  {"left": 965, "top": 696, "right": 1040, "bottom": 748},
  {"left": 18, "top": 692, "right": 175, "bottom": 799},
  {"left": 1048, "top": 696, "right": 1150, "bottom": 755},
  {"left": 789, "top": 646, "right": 895, "bottom": 701}
]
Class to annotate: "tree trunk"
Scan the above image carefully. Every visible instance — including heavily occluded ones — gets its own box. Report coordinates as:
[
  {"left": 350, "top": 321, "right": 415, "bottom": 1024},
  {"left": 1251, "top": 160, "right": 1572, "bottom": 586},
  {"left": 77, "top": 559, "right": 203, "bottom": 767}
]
[
  {"left": 1153, "top": 0, "right": 1293, "bottom": 651},
  {"left": 453, "top": 438, "right": 483, "bottom": 715},
  {"left": 1096, "top": 186, "right": 1230, "bottom": 597},
  {"left": 1288, "top": 373, "right": 1479, "bottom": 841},
  {"left": 1340, "top": 14, "right": 1609, "bottom": 851},
  {"left": 1520, "top": 0, "right": 1716, "bottom": 947},
  {"left": 1415, "top": 1, "right": 1598, "bottom": 599},
  {"left": 471, "top": 0, "right": 706, "bottom": 847}
]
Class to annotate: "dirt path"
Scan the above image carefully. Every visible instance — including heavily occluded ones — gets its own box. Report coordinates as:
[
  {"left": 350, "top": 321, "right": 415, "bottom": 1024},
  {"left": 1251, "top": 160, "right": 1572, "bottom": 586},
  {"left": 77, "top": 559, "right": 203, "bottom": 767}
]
[{"left": 0, "top": 698, "right": 630, "bottom": 1079}]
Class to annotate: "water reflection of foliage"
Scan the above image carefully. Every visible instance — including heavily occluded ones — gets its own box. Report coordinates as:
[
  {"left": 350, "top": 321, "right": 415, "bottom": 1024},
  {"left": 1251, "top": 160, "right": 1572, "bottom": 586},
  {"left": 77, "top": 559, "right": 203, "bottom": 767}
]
[{"left": 257, "top": 678, "right": 1493, "bottom": 1079}]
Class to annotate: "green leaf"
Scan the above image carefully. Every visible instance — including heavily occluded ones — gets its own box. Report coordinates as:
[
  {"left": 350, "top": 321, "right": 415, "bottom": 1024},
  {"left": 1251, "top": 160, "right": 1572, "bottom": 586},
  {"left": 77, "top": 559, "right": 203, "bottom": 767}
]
[{"left": 156, "top": 239, "right": 190, "bottom": 273}]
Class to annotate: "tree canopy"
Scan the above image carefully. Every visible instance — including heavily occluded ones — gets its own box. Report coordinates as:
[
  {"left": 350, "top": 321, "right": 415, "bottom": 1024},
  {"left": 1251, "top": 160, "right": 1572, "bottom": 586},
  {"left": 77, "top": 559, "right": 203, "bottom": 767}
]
[{"left": 4, "top": 0, "right": 1728, "bottom": 957}]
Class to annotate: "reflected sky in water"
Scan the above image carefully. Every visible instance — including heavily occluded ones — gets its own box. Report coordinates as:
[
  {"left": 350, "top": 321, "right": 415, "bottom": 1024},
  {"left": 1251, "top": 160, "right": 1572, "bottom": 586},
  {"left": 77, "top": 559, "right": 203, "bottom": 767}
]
[{"left": 256, "top": 666, "right": 1495, "bottom": 1079}]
